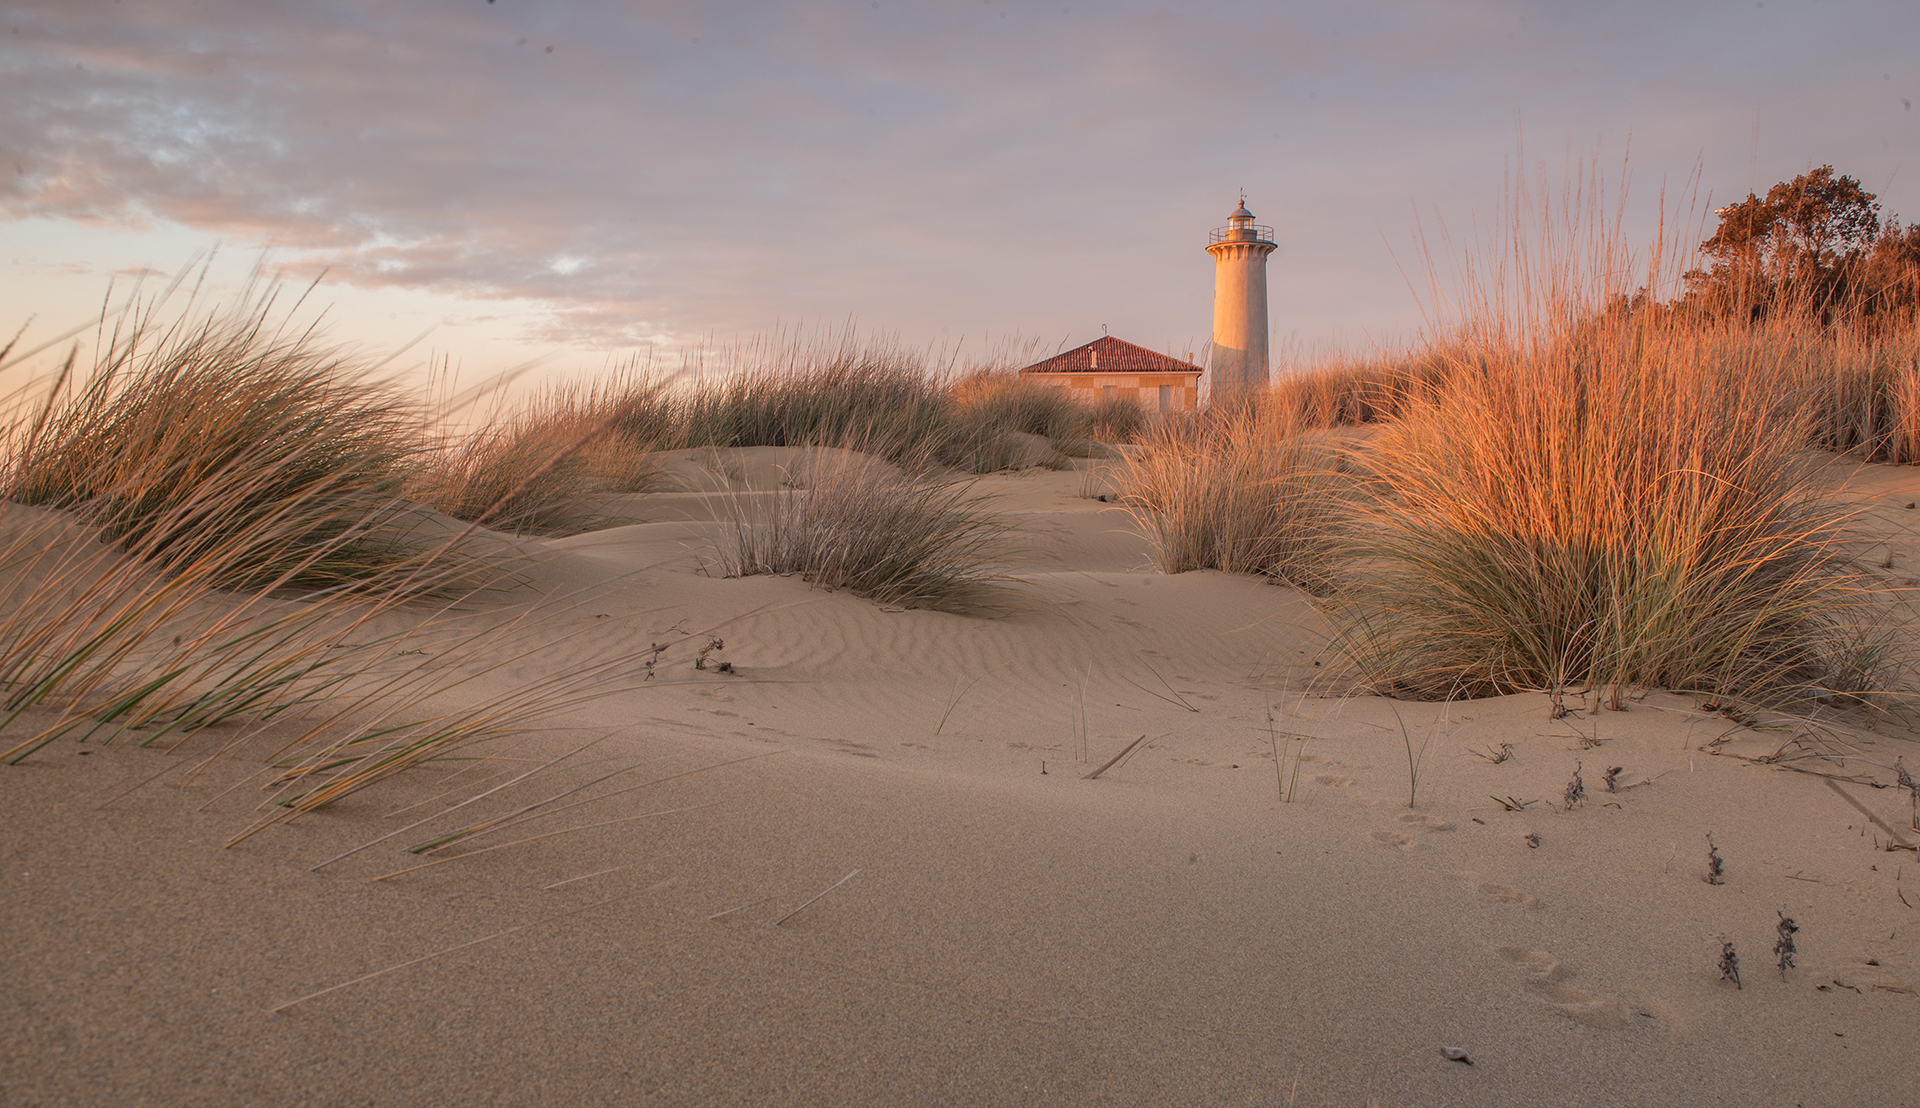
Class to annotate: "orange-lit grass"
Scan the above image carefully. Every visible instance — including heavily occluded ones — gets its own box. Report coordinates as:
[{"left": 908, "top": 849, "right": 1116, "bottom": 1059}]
[
  {"left": 1323, "top": 165, "right": 1899, "bottom": 706},
  {"left": 1121, "top": 398, "right": 1347, "bottom": 593},
  {"left": 1327, "top": 321, "right": 1889, "bottom": 704},
  {"left": 1765, "top": 320, "right": 1920, "bottom": 463}
]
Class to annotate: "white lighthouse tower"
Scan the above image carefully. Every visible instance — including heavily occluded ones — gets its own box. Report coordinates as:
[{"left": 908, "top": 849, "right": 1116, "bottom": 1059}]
[{"left": 1206, "top": 198, "right": 1276, "bottom": 399}]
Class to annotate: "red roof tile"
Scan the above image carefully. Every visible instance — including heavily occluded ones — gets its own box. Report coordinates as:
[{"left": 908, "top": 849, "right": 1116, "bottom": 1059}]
[{"left": 1018, "top": 336, "right": 1202, "bottom": 376}]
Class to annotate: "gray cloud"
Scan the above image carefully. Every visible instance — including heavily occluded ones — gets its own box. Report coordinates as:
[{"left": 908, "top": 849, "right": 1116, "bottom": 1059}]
[{"left": 3, "top": 0, "right": 1916, "bottom": 355}]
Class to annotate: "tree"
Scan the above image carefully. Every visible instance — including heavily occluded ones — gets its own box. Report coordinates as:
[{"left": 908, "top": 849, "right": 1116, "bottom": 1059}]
[
  {"left": 1850, "top": 220, "right": 1920, "bottom": 328},
  {"left": 1686, "top": 166, "right": 1883, "bottom": 321}
]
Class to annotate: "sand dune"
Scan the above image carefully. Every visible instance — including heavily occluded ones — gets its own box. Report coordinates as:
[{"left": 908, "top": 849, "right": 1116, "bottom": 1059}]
[{"left": 5, "top": 455, "right": 1919, "bottom": 1106}]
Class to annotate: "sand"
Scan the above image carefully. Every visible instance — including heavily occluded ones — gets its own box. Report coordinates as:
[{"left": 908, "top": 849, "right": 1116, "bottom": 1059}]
[{"left": 4, "top": 452, "right": 1918, "bottom": 1106}]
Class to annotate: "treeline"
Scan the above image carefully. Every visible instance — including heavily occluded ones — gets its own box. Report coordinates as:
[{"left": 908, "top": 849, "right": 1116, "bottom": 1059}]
[{"left": 1677, "top": 165, "right": 1920, "bottom": 328}]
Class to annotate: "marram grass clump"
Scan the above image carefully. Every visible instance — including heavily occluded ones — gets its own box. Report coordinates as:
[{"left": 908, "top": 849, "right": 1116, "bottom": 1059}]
[
  {"left": 1121, "top": 398, "right": 1346, "bottom": 593},
  {"left": 6, "top": 287, "right": 421, "bottom": 591},
  {"left": 412, "top": 375, "right": 662, "bottom": 535},
  {"left": 704, "top": 447, "right": 1026, "bottom": 613},
  {"left": 1323, "top": 314, "right": 1890, "bottom": 706}
]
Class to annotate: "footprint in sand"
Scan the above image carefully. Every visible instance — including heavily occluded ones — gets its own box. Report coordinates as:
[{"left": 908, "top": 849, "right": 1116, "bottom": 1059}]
[
  {"left": 1476, "top": 882, "right": 1542, "bottom": 908},
  {"left": 1314, "top": 774, "right": 1353, "bottom": 787},
  {"left": 1452, "top": 871, "right": 1544, "bottom": 909},
  {"left": 1498, "top": 947, "right": 1648, "bottom": 1030},
  {"left": 1398, "top": 812, "right": 1456, "bottom": 832},
  {"left": 1369, "top": 830, "right": 1417, "bottom": 849}
]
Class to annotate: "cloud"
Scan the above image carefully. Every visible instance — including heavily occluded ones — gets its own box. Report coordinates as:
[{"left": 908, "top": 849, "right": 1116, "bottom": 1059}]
[{"left": 2, "top": 0, "right": 1916, "bottom": 355}]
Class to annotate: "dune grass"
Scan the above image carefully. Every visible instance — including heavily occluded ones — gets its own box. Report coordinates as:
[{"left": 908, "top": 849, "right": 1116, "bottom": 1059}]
[
  {"left": 1120, "top": 398, "right": 1346, "bottom": 593},
  {"left": 945, "top": 370, "right": 1129, "bottom": 465},
  {"left": 1317, "top": 173, "right": 1902, "bottom": 707},
  {"left": 1777, "top": 323, "right": 1920, "bottom": 463},
  {"left": 632, "top": 341, "right": 1148, "bottom": 472},
  {"left": 1325, "top": 318, "right": 1888, "bottom": 705},
  {"left": 0, "top": 285, "right": 666, "bottom": 821},
  {"left": 620, "top": 335, "right": 960, "bottom": 465},
  {"left": 412, "top": 335, "right": 1161, "bottom": 540},
  {"left": 412, "top": 375, "right": 663, "bottom": 535},
  {"left": 703, "top": 446, "right": 1026, "bottom": 613},
  {"left": 6, "top": 280, "right": 422, "bottom": 591}
]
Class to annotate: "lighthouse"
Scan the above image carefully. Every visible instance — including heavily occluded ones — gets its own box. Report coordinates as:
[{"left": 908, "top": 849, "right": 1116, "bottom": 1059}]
[{"left": 1206, "top": 198, "right": 1276, "bottom": 399}]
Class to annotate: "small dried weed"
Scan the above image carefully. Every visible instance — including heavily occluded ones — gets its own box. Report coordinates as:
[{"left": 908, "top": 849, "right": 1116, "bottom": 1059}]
[
  {"left": 1774, "top": 911, "right": 1799, "bottom": 981},
  {"left": 1563, "top": 761, "right": 1586, "bottom": 809}
]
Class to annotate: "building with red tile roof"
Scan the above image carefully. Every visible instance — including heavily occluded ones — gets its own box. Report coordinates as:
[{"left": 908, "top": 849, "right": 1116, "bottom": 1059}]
[{"left": 1017, "top": 336, "right": 1203, "bottom": 413}]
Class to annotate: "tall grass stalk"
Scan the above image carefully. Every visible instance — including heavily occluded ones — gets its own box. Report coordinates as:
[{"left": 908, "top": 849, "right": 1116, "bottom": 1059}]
[
  {"left": 936, "top": 662, "right": 1006, "bottom": 734},
  {"left": 1266, "top": 699, "right": 1310, "bottom": 803},
  {"left": 1390, "top": 700, "right": 1434, "bottom": 808},
  {"left": 1071, "top": 667, "right": 1089, "bottom": 763}
]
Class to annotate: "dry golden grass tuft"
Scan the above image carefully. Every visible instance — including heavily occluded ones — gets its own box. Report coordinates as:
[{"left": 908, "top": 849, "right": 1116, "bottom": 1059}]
[
  {"left": 1317, "top": 167, "right": 1907, "bottom": 706},
  {"left": 411, "top": 375, "right": 662, "bottom": 535},
  {"left": 0, "top": 278, "right": 655, "bottom": 822},
  {"left": 6, "top": 278, "right": 421, "bottom": 591},
  {"left": 702, "top": 445, "right": 1027, "bottom": 613},
  {"left": 1121, "top": 398, "right": 1347, "bottom": 593},
  {"left": 1325, "top": 316, "right": 1893, "bottom": 705}
]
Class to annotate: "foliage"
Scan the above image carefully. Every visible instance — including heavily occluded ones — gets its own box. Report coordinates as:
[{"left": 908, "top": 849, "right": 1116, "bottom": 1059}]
[
  {"left": 1682, "top": 166, "right": 1918, "bottom": 326},
  {"left": 1324, "top": 282, "right": 1891, "bottom": 708}
]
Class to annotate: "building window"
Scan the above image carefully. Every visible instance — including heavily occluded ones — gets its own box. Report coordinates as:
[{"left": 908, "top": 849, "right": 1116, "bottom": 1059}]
[
  {"left": 1102, "top": 385, "right": 1117, "bottom": 402},
  {"left": 1158, "top": 385, "right": 1172, "bottom": 412}
]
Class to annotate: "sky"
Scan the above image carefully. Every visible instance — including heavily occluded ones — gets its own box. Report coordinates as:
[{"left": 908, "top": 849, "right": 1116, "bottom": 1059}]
[{"left": 3, "top": 0, "right": 1917, "bottom": 388}]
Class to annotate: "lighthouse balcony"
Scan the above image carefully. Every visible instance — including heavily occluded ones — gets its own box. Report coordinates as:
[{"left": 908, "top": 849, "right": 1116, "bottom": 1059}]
[{"left": 1208, "top": 223, "right": 1274, "bottom": 244}]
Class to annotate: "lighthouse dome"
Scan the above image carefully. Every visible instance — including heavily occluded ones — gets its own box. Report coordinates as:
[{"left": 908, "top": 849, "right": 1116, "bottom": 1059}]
[{"left": 1229, "top": 201, "right": 1255, "bottom": 221}]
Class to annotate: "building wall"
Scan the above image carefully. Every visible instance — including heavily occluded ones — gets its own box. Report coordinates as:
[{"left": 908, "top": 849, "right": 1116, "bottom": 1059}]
[{"left": 1020, "top": 372, "right": 1200, "bottom": 412}]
